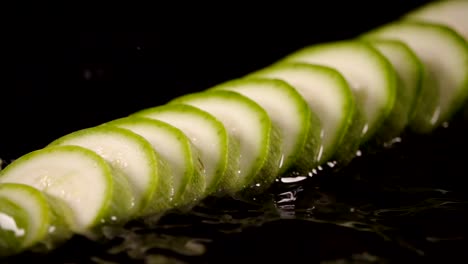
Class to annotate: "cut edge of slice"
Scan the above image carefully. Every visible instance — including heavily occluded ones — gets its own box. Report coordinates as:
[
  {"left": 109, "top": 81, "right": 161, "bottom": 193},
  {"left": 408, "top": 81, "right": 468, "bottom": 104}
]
[{"left": 362, "top": 38, "right": 424, "bottom": 142}]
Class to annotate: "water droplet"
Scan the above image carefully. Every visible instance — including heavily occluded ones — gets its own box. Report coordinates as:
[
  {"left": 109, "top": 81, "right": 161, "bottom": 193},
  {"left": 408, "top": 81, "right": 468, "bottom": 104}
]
[
  {"left": 280, "top": 176, "right": 307, "bottom": 183},
  {"left": 277, "top": 191, "right": 297, "bottom": 203},
  {"left": 362, "top": 124, "right": 369, "bottom": 135},
  {"left": 316, "top": 146, "right": 324, "bottom": 161},
  {"left": 434, "top": 189, "right": 450, "bottom": 194},
  {"left": 184, "top": 239, "right": 207, "bottom": 256},
  {"left": 430, "top": 106, "right": 441, "bottom": 125},
  {"left": 48, "top": 226, "right": 56, "bottom": 233},
  {"left": 0, "top": 213, "right": 25, "bottom": 237},
  {"left": 278, "top": 154, "right": 285, "bottom": 169},
  {"left": 384, "top": 136, "right": 402, "bottom": 148}
]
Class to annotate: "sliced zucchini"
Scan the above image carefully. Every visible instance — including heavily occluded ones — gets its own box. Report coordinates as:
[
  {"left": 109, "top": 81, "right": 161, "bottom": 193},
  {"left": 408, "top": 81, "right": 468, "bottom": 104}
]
[
  {"left": 0, "top": 146, "right": 133, "bottom": 236},
  {"left": 132, "top": 104, "right": 233, "bottom": 195},
  {"left": 0, "top": 183, "right": 72, "bottom": 256},
  {"left": 364, "top": 39, "right": 423, "bottom": 141},
  {"left": 0, "top": 196, "right": 26, "bottom": 256},
  {"left": 210, "top": 78, "right": 321, "bottom": 174},
  {"left": 405, "top": 0, "right": 468, "bottom": 42},
  {"left": 48, "top": 125, "right": 168, "bottom": 218},
  {"left": 106, "top": 116, "right": 206, "bottom": 208},
  {"left": 364, "top": 21, "right": 468, "bottom": 133},
  {"left": 281, "top": 40, "right": 398, "bottom": 143},
  {"left": 169, "top": 90, "right": 281, "bottom": 194},
  {"left": 247, "top": 63, "right": 357, "bottom": 164}
]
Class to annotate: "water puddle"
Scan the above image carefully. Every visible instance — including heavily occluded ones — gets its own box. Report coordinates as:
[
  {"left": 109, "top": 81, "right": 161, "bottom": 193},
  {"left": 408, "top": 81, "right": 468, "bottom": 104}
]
[{"left": 3, "top": 119, "right": 468, "bottom": 263}]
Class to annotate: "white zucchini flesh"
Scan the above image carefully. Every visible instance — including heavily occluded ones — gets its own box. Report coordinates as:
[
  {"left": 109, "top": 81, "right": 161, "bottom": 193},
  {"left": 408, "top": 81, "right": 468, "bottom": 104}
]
[
  {"left": 132, "top": 104, "right": 231, "bottom": 195},
  {"left": 0, "top": 146, "right": 132, "bottom": 235},
  {"left": 211, "top": 77, "right": 321, "bottom": 174},
  {"left": 248, "top": 63, "right": 355, "bottom": 164},
  {"left": 365, "top": 21, "right": 468, "bottom": 133},
  {"left": 48, "top": 125, "right": 163, "bottom": 218},
  {"left": 281, "top": 40, "right": 398, "bottom": 143},
  {"left": 366, "top": 39, "right": 423, "bottom": 140},
  {"left": 107, "top": 117, "right": 206, "bottom": 208},
  {"left": 170, "top": 90, "right": 281, "bottom": 194},
  {"left": 0, "top": 183, "right": 71, "bottom": 256},
  {"left": 405, "top": 0, "right": 468, "bottom": 42}
]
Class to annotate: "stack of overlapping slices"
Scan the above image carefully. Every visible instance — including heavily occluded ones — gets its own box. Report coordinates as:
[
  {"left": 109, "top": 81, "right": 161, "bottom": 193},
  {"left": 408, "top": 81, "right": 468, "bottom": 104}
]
[{"left": 1, "top": 0, "right": 468, "bottom": 257}]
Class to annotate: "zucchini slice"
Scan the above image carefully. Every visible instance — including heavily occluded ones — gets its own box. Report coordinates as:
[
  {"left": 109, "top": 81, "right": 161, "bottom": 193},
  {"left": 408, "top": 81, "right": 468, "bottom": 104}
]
[
  {"left": 170, "top": 90, "right": 281, "bottom": 194},
  {"left": 0, "top": 183, "right": 72, "bottom": 256},
  {"left": 405, "top": 0, "right": 468, "bottom": 42},
  {"left": 365, "top": 21, "right": 468, "bottom": 133},
  {"left": 48, "top": 125, "right": 167, "bottom": 218},
  {"left": 248, "top": 63, "right": 357, "bottom": 164},
  {"left": 0, "top": 146, "right": 132, "bottom": 236},
  {"left": 364, "top": 39, "right": 423, "bottom": 141},
  {"left": 211, "top": 78, "right": 321, "bottom": 174},
  {"left": 281, "top": 40, "right": 398, "bottom": 143},
  {"left": 107, "top": 116, "right": 206, "bottom": 208},
  {"left": 132, "top": 104, "right": 233, "bottom": 195}
]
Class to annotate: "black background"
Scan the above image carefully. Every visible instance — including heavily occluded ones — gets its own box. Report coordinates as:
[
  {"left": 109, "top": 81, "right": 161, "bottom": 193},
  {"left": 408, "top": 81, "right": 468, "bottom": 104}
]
[
  {"left": 0, "top": 1, "right": 432, "bottom": 159},
  {"left": 4, "top": 1, "right": 468, "bottom": 263}
]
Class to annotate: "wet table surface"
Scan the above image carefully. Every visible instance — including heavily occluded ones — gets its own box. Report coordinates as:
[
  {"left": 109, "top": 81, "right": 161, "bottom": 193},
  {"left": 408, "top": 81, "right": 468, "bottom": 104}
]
[{"left": 3, "top": 118, "right": 468, "bottom": 263}]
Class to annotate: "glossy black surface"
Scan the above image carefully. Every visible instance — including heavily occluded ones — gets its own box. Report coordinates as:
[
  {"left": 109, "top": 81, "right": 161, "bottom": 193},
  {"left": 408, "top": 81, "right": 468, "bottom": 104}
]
[{"left": 4, "top": 1, "right": 468, "bottom": 263}]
